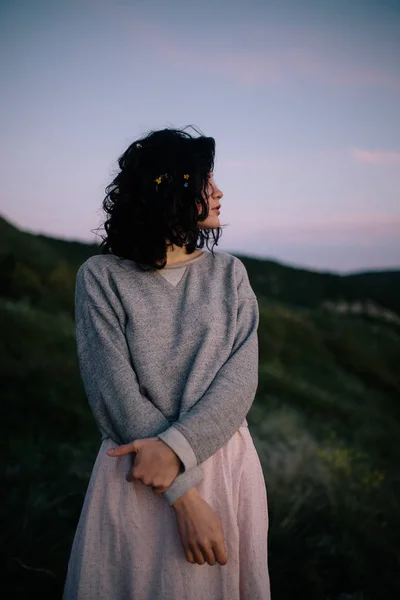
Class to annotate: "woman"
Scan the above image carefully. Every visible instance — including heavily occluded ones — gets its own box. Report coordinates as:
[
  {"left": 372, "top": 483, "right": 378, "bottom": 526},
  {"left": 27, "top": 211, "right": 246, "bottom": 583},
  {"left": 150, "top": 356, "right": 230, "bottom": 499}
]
[{"left": 62, "top": 126, "right": 271, "bottom": 599}]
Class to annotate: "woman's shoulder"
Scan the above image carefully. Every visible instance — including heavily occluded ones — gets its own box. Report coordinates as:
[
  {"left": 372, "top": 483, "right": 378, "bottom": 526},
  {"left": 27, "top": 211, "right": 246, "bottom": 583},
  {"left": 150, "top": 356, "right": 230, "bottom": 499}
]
[
  {"left": 75, "top": 254, "right": 136, "bottom": 310},
  {"left": 209, "top": 250, "right": 242, "bottom": 267},
  {"left": 210, "top": 251, "right": 247, "bottom": 274},
  {"left": 77, "top": 253, "right": 131, "bottom": 277},
  {"left": 211, "top": 252, "right": 254, "bottom": 296},
  {"left": 75, "top": 255, "right": 135, "bottom": 299}
]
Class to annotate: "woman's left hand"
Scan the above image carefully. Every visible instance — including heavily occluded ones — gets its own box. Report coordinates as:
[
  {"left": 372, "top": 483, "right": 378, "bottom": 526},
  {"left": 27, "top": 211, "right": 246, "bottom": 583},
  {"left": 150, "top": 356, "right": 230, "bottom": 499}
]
[{"left": 107, "top": 437, "right": 181, "bottom": 494}]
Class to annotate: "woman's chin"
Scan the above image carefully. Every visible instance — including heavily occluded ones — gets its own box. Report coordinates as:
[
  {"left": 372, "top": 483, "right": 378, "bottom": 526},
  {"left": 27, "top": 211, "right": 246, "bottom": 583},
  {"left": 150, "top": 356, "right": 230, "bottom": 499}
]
[{"left": 200, "top": 215, "right": 220, "bottom": 229}]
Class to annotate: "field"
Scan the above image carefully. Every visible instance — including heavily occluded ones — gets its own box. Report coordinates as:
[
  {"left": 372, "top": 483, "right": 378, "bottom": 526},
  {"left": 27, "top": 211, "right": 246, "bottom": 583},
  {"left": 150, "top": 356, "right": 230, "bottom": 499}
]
[{"left": 1, "top": 216, "right": 399, "bottom": 599}]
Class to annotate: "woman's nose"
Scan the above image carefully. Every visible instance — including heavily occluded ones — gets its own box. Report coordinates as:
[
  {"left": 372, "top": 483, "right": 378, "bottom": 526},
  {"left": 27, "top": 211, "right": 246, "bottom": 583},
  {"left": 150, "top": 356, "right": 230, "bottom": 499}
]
[{"left": 215, "top": 187, "right": 223, "bottom": 199}]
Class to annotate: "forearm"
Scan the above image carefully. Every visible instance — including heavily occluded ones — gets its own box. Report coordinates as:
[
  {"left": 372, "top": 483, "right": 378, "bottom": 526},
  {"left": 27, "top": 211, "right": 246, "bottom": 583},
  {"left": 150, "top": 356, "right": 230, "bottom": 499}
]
[
  {"left": 75, "top": 296, "right": 204, "bottom": 505},
  {"left": 170, "top": 486, "right": 201, "bottom": 511},
  {"left": 81, "top": 358, "right": 204, "bottom": 504},
  {"left": 158, "top": 293, "right": 259, "bottom": 468},
  {"left": 162, "top": 467, "right": 203, "bottom": 506}
]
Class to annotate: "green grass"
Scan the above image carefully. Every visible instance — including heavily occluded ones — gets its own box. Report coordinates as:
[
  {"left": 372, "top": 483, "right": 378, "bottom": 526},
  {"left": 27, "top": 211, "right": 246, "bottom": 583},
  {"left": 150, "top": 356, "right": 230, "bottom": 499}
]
[
  {"left": 250, "top": 302, "right": 400, "bottom": 599},
  {"left": 2, "top": 296, "right": 400, "bottom": 599},
  {"left": 1, "top": 212, "right": 399, "bottom": 599}
]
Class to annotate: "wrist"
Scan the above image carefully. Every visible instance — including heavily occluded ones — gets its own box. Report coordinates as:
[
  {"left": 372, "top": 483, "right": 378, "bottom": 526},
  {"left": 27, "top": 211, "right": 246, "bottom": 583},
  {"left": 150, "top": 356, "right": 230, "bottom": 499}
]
[
  {"left": 157, "top": 428, "right": 198, "bottom": 472},
  {"left": 171, "top": 486, "right": 200, "bottom": 511},
  {"left": 158, "top": 438, "right": 182, "bottom": 469}
]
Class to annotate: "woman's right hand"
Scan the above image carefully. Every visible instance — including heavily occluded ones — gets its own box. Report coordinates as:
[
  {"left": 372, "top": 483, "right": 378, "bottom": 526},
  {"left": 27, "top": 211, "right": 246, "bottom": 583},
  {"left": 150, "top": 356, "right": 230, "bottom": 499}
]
[{"left": 172, "top": 487, "right": 228, "bottom": 566}]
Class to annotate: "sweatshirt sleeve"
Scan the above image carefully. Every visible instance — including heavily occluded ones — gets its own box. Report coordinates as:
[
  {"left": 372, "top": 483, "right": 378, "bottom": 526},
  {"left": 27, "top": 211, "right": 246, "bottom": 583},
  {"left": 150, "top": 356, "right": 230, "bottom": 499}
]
[
  {"left": 157, "top": 257, "right": 259, "bottom": 466},
  {"left": 75, "top": 264, "right": 203, "bottom": 506}
]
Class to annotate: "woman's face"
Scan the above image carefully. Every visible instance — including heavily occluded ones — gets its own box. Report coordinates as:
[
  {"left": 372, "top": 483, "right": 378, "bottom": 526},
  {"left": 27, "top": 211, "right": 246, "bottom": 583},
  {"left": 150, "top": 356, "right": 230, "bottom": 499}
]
[{"left": 198, "top": 172, "right": 223, "bottom": 229}]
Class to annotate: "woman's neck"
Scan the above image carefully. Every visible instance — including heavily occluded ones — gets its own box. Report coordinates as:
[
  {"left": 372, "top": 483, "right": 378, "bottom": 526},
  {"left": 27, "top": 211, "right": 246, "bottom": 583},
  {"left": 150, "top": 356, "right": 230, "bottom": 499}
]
[{"left": 164, "top": 247, "right": 203, "bottom": 266}]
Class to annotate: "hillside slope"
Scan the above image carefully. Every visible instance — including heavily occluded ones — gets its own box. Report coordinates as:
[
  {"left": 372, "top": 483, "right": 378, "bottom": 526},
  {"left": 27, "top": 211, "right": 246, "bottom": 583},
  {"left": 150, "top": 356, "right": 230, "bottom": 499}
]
[{"left": 1, "top": 214, "right": 399, "bottom": 321}]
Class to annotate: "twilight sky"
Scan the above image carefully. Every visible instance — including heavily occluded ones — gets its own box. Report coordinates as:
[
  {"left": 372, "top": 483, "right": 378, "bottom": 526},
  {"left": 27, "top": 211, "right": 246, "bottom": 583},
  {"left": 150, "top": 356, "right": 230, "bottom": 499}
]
[{"left": 1, "top": 0, "right": 399, "bottom": 273}]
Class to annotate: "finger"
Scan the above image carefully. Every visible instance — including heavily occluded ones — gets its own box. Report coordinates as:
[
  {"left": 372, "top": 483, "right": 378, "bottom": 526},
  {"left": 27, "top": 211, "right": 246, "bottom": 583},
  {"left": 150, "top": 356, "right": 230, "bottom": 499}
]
[
  {"left": 200, "top": 544, "right": 217, "bottom": 566},
  {"left": 213, "top": 540, "right": 228, "bottom": 565},
  {"left": 107, "top": 443, "right": 137, "bottom": 457},
  {"left": 190, "top": 544, "right": 206, "bottom": 566},
  {"left": 186, "top": 548, "right": 196, "bottom": 564}
]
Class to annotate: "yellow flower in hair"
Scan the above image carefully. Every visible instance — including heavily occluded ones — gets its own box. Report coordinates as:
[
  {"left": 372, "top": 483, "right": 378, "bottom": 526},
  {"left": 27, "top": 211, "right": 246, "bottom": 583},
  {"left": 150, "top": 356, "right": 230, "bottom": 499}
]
[
  {"left": 155, "top": 176, "right": 162, "bottom": 184},
  {"left": 183, "top": 173, "right": 190, "bottom": 180}
]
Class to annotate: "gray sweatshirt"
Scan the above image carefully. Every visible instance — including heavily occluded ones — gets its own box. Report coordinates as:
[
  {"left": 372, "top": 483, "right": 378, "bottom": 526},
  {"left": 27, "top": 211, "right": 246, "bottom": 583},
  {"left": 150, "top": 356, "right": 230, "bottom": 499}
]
[{"left": 74, "top": 250, "right": 259, "bottom": 505}]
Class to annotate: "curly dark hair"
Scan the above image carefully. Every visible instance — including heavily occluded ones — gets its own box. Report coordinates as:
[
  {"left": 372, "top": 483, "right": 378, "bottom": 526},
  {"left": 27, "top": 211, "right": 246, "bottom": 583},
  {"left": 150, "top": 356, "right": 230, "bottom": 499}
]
[{"left": 95, "top": 125, "right": 223, "bottom": 271}]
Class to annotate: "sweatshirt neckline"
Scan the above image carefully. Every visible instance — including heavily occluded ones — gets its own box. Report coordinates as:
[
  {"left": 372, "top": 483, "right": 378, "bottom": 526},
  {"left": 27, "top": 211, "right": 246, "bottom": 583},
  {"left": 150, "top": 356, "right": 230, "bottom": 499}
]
[{"left": 160, "top": 251, "right": 208, "bottom": 270}]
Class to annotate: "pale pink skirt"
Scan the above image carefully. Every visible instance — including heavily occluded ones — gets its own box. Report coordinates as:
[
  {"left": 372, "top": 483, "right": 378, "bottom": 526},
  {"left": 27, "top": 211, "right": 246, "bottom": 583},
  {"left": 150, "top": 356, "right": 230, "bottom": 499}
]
[{"left": 62, "top": 426, "right": 271, "bottom": 600}]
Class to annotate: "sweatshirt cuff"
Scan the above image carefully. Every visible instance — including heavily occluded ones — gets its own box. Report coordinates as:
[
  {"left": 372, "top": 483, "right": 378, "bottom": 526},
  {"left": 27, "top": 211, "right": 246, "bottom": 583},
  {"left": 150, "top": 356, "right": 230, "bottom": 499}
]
[
  {"left": 162, "top": 465, "right": 203, "bottom": 506},
  {"left": 157, "top": 425, "right": 198, "bottom": 471}
]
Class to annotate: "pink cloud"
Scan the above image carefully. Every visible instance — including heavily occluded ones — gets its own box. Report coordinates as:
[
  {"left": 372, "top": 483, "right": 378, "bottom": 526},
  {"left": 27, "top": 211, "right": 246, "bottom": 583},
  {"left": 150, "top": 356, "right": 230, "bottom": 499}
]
[
  {"left": 350, "top": 148, "right": 400, "bottom": 166},
  {"left": 240, "top": 214, "right": 400, "bottom": 245},
  {"left": 291, "top": 214, "right": 400, "bottom": 234},
  {"left": 130, "top": 21, "right": 400, "bottom": 89}
]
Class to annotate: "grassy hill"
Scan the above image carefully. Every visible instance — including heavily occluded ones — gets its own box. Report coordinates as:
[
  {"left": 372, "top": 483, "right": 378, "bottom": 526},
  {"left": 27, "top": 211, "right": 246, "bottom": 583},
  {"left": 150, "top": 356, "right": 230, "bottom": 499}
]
[
  {"left": 1, "top": 215, "right": 400, "bottom": 599},
  {"left": 2, "top": 214, "right": 399, "bottom": 321}
]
